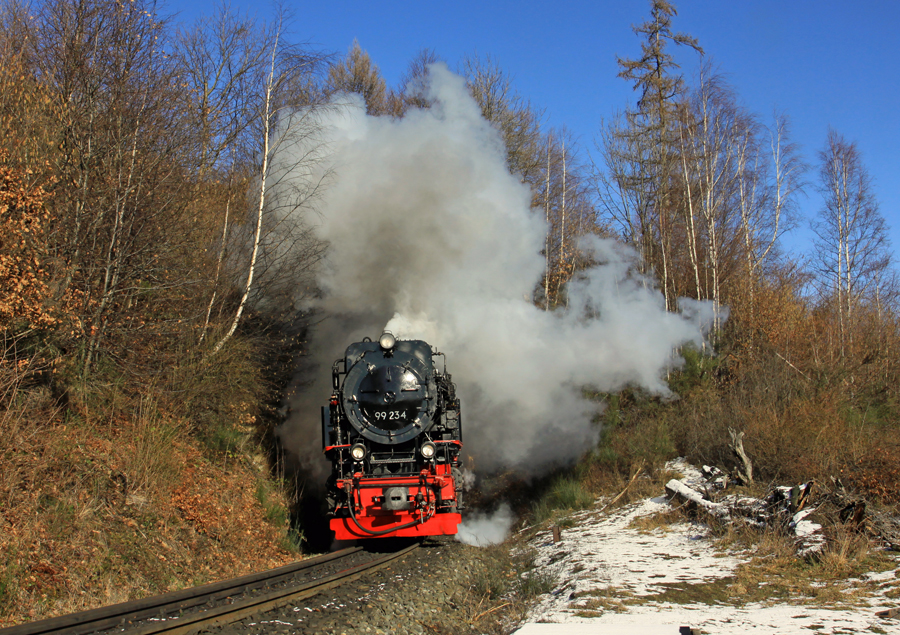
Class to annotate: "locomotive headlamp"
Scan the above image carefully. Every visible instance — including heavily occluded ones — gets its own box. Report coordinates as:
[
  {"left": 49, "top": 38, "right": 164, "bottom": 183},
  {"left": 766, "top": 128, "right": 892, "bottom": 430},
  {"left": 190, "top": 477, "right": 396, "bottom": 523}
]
[
  {"left": 379, "top": 332, "right": 396, "bottom": 350},
  {"left": 420, "top": 441, "right": 436, "bottom": 459},
  {"left": 350, "top": 443, "right": 367, "bottom": 461}
]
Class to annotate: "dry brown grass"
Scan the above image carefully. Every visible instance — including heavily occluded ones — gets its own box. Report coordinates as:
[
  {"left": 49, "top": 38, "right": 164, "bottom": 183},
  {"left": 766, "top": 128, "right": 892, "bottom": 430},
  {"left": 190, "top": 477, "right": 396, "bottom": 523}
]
[
  {"left": 722, "top": 535, "right": 894, "bottom": 608},
  {"left": 661, "top": 502, "right": 900, "bottom": 609},
  {"left": 568, "top": 585, "right": 634, "bottom": 615},
  {"left": 611, "top": 469, "right": 900, "bottom": 611},
  {"left": 572, "top": 519, "right": 898, "bottom": 612},
  {"left": 626, "top": 508, "right": 684, "bottom": 533},
  {"left": 451, "top": 534, "right": 561, "bottom": 634},
  {"left": 0, "top": 370, "right": 297, "bottom": 626},
  {"left": 674, "top": 355, "right": 900, "bottom": 503},
  {"left": 579, "top": 457, "right": 682, "bottom": 512}
]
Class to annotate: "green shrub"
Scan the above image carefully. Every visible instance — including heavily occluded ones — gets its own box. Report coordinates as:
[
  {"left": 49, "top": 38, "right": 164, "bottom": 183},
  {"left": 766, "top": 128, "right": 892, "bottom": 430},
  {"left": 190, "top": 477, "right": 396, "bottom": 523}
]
[
  {"left": 531, "top": 476, "right": 595, "bottom": 524},
  {"left": 255, "top": 481, "right": 289, "bottom": 526},
  {"left": 163, "top": 334, "right": 266, "bottom": 460},
  {"left": 0, "top": 551, "right": 19, "bottom": 612},
  {"left": 548, "top": 477, "right": 594, "bottom": 509},
  {"left": 279, "top": 527, "right": 303, "bottom": 553},
  {"left": 667, "top": 342, "right": 717, "bottom": 395},
  {"left": 624, "top": 418, "right": 677, "bottom": 468},
  {"left": 200, "top": 422, "right": 245, "bottom": 458}
]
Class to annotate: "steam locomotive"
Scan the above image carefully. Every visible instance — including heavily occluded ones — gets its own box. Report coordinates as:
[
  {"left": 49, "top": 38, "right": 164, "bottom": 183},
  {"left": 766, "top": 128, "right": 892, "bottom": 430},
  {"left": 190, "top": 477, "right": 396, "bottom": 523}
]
[{"left": 322, "top": 332, "right": 464, "bottom": 540}]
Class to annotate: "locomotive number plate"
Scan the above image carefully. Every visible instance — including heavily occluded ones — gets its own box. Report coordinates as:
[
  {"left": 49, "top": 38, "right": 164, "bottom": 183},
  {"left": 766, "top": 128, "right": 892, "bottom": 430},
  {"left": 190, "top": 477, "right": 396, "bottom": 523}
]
[
  {"left": 374, "top": 409, "right": 407, "bottom": 421},
  {"left": 362, "top": 405, "right": 417, "bottom": 430}
]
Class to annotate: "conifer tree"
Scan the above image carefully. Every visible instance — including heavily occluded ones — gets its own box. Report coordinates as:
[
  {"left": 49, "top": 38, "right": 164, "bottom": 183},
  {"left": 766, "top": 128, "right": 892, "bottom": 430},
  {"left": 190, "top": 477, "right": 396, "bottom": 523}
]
[
  {"left": 326, "top": 40, "right": 388, "bottom": 115},
  {"left": 608, "top": 0, "right": 701, "bottom": 309}
]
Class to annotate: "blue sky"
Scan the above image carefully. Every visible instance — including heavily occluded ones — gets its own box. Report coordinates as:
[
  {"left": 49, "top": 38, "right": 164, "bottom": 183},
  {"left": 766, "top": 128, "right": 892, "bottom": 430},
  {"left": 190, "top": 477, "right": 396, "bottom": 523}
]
[{"left": 165, "top": 0, "right": 899, "bottom": 260}]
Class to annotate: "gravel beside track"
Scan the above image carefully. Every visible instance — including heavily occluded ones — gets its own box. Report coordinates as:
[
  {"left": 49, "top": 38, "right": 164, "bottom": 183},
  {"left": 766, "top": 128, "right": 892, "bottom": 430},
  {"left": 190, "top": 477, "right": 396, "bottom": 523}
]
[{"left": 213, "top": 537, "right": 484, "bottom": 635}]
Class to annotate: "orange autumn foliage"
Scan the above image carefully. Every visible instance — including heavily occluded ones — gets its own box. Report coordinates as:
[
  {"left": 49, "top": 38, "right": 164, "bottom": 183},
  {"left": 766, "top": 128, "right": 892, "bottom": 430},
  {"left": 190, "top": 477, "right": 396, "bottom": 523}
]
[{"left": 0, "top": 153, "right": 59, "bottom": 332}]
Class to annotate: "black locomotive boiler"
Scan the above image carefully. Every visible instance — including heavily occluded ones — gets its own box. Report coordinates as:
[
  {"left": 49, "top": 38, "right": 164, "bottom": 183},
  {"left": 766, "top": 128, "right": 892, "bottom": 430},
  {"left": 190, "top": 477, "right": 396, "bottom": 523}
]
[{"left": 322, "top": 332, "right": 463, "bottom": 539}]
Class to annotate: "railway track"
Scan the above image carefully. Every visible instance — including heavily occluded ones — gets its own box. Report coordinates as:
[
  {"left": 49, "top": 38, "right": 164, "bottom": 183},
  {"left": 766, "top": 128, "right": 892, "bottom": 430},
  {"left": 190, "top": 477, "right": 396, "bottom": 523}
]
[{"left": 0, "top": 541, "right": 419, "bottom": 635}]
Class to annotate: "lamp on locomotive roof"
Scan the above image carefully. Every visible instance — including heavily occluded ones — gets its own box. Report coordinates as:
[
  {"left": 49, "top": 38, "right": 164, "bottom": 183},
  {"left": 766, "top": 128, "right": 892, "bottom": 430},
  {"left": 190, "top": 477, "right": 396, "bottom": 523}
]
[{"left": 379, "top": 331, "right": 396, "bottom": 350}]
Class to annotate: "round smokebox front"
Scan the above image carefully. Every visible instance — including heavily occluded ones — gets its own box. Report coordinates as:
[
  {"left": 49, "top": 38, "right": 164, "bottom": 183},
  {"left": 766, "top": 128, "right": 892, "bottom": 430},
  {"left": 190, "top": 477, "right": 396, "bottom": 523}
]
[{"left": 342, "top": 350, "right": 435, "bottom": 444}]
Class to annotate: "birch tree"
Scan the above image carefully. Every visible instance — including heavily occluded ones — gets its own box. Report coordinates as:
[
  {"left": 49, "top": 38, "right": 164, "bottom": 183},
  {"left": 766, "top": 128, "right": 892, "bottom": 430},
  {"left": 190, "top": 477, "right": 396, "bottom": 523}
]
[
  {"left": 812, "top": 129, "right": 891, "bottom": 359},
  {"left": 692, "top": 66, "right": 740, "bottom": 330},
  {"left": 174, "top": 4, "right": 273, "bottom": 176},
  {"left": 677, "top": 65, "right": 769, "bottom": 332},
  {"left": 174, "top": 6, "right": 283, "bottom": 344},
  {"left": 736, "top": 111, "right": 804, "bottom": 337},
  {"left": 538, "top": 129, "right": 598, "bottom": 308},
  {"left": 211, "top": 12, "right": 327, "bottom": 354},
  {"left": 212, "top": 17, "right": 283, "bottom": 355}
]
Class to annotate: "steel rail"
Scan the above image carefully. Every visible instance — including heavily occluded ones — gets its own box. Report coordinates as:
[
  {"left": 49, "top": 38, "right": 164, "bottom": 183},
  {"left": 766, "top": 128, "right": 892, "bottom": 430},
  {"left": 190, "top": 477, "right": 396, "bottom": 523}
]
[
  {"left": 0, "top": 544, "right": 417, "bottom": 635},
  {"left": 130, "top": 541, "right": 418, "bottom": 635}
]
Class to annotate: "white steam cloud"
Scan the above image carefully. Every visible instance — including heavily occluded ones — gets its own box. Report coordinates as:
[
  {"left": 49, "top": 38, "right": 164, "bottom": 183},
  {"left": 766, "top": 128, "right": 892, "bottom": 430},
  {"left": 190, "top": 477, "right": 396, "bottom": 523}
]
[
  {"left": 275, "top": 64, "right": 716, "bottom": 478},
  {"left": 456, "top": 503, "right": 516, "bottom": 546}
]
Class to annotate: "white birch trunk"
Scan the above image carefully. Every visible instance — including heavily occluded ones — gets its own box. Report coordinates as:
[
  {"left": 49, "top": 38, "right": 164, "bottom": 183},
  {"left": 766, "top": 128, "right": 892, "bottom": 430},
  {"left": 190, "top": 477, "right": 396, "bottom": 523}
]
[{"left": 212, "top": 26, "right": 280, "bottom": 356}]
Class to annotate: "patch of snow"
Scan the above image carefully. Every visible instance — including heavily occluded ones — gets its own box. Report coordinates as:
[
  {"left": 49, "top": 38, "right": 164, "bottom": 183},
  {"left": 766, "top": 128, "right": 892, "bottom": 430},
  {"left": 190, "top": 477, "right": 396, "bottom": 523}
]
[
  {"left": 516, "top": 458, "right": 900, "bottom": 635},
  {"left": 865, "top": 569, "right": 900, "bottom": 583}
]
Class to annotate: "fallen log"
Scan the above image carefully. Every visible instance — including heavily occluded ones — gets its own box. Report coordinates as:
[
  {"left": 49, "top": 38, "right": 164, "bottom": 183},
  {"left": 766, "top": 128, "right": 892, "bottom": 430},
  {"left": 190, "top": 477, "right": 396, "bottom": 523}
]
[
  {"left": 665, "top": 479, "right": 729, "bottom": 519},
  {"left": 664, "top": 477, "right": 825, "bottom": 554}
]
